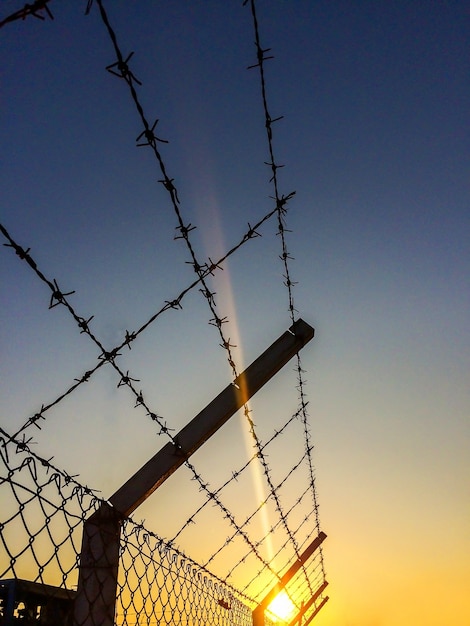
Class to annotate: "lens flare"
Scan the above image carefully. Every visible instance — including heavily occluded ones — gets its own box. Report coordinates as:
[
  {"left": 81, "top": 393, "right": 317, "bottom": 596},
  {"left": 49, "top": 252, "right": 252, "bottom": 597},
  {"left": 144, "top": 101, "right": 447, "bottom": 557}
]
[{"left": 267, "top": 591, "right": 296, "bottom": 622}]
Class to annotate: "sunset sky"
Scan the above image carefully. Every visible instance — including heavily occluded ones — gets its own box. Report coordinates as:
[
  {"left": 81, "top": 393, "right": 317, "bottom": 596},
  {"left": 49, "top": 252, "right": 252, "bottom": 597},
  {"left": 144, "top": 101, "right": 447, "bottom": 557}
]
[{"left": 1, "top": 1, "right": 469, "bottom": 625}]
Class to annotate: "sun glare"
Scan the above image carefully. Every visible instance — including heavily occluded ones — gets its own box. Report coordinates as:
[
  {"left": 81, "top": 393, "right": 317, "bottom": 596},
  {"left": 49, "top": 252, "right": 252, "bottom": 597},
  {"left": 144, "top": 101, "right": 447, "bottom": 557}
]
[{"left": 267, "top": 591, "right": 296, "bottom": 622}]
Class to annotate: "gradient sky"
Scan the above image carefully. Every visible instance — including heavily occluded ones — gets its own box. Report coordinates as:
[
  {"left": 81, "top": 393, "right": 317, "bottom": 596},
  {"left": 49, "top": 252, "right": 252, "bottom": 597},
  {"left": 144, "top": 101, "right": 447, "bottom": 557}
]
[{"left": 1, "top": 1, "right": 469, "bottom": 625}]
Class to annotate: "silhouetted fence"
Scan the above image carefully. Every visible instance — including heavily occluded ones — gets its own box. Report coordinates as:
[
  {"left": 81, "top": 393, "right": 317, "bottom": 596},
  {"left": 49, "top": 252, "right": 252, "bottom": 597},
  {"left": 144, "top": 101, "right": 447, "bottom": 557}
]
[
  {"left": 1, "top": 0, "right": 328, "bottom": 624},
  {"left": 1, "top": 430, "right": 316, "bottom": 625}
]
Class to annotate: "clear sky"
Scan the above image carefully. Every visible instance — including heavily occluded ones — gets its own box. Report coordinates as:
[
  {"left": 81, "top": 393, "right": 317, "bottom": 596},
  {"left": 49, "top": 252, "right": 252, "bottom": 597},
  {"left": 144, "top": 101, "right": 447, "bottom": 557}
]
[{"left": 1, "top": 1, "right": 469, "bottom": 625}]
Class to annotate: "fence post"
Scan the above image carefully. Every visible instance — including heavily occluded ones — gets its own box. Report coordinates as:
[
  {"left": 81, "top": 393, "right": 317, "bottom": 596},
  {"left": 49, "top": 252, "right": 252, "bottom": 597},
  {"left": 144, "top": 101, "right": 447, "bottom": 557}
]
[{"left": 73, "top": 503, "right": 122, "bottom": 626}]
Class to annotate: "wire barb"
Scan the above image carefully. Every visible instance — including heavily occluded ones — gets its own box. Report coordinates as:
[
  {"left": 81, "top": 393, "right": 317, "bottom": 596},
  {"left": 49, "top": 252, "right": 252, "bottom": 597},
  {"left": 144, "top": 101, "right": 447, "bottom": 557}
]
[
  {"left": 136, "top": 119, "right": 168, "bottom": 147},
  {"left": 49, "top": 279, "right": 76, "bottom": 309},
  {"left": 106, "top": 51, "right": 142, "bottom": 85},
  {"left": 0, "top": 0, "right": 53, "bottom": 28}
]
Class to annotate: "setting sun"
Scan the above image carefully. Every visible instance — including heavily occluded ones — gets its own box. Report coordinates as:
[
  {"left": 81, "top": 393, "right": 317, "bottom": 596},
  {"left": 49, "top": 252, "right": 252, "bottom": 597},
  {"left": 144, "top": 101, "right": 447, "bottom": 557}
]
[{"left": 267, "top": 591, "right": 296, "bottom": 622}]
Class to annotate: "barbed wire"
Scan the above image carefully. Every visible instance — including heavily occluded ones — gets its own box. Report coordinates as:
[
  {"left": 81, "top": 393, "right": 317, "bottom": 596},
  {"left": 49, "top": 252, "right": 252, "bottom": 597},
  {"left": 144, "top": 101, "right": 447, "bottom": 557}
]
[
  {"left": 1, "top": 0, "right": 327, "bottom": 620},
  {"left": 118, "top": 518, "right": 257, "bottom": 626},
  {"left": 0, "top": 426, "right": 100, "bottom": 586},
  {"left": 90, "top": 0, "right": 321, "bottom": 601},
  {"left": 0, "top": 426, "right": 100, "bottom": 498},
  {"left": 1, "top": 420, "right": 315, "bottom": 600},
  {"left": 122, "top": 518, "right": 256, "bottom": 606},
  {"left": 204, "top": 447, "right": 313, "bottom": 579},
  {"left": 93, "top": 0, "right": 244, "bottom": 379},
  {"left": 241, "top": 494, "right": 317, "bottom": 598},
  {"left": 1, "top": 429, "right": 260, "bottom": 626},
  {"left": 244, "top": 0, "right": 326, "bottom": 584},
  {"left": 0, "top": 0, "right": 53, "bottom": 29},
  {"left": 1, "top": 216, "right": 308, "bottom": 595},
  {"left": 1, "top": 200, "right": 276, "bottom": 440},
  {"left": 170, "top": 406, "right": 303, "bottom": 546},
  {"left": 1, "top": 233, "right": 296, "bottom": 594}
]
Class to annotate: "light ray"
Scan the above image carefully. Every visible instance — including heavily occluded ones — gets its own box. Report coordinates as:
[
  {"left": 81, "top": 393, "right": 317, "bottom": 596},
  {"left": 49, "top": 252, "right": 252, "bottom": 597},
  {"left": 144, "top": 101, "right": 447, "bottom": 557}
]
[{"left": 195, "top": 181, "right": 275, "bottom": 567}]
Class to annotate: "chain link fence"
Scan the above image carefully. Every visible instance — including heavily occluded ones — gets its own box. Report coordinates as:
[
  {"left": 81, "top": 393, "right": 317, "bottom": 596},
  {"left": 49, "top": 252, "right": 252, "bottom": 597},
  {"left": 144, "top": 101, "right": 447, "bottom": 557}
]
[{"left": 0, "top": 432, "right": 285, "bottom": 626}]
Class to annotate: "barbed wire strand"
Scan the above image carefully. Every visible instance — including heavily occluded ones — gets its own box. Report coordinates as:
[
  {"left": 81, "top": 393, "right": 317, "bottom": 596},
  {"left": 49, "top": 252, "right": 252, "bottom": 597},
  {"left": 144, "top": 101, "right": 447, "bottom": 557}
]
[
  {"left": 245, "top": 0, "right": 326, "bottom": 585},
  {"left": 1, "top": 200, "right": 276, "bottom": 439},
  {"left": 92, "top": 0, "right": 317, "bottom": 599},
  {"left": 204, "top": 447, "right": 313, "bottom": 581},
  {"left": 0, "top": 0, "right": 53, "bottom": 29},
  {"left": 0, "top": 240, "right": 290, "bottom": 593},
  {"left": 171, "top": 406, "right": 303, "bottom": 545},
  {"left": 1, "top": 427, "right": 263, "bottom": 623}
]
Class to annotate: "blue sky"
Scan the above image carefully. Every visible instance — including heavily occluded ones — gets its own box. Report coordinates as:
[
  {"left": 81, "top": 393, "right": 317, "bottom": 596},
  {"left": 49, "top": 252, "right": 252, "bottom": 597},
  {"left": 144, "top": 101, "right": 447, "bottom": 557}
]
[{"left": 1, "top": 1, "right": 469, "bottom": 624}]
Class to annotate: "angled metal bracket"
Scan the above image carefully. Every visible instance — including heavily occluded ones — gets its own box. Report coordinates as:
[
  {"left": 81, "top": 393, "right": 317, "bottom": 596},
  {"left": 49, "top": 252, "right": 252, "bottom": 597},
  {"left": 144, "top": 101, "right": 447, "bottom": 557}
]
[
  {"left": 252, "top": 531, "right": 327, "bottom": 626},
  {"left": 110, "top": 318, "right": 314, "bottom": 516},
  {"left": 286, "top": 581, "right": 329, "bottom": 626},
  {"left": 74, "top": 319, "right": 315, "bottom": 626},
  {"left": 296, "top": 594, "right": 329, "bottom": 626}
]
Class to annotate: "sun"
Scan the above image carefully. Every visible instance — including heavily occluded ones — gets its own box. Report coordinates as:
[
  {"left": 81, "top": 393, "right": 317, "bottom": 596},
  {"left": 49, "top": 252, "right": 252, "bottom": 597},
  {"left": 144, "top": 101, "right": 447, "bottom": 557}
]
[{"left": 266, "top": 591, "right": 296, "bottom": 622}]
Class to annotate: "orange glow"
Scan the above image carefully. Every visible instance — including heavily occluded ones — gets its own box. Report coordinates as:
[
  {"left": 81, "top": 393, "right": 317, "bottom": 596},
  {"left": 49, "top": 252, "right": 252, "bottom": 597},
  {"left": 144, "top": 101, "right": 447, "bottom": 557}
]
[{"left": 267, "top": 591, "right": 296, "bottom": 622}]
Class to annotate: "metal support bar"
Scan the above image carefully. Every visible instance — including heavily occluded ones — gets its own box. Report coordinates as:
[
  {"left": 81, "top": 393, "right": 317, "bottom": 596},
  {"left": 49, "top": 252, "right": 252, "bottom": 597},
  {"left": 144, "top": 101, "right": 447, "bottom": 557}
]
[
  {"left": 287, "top": 581, "right": 329, "bottom": 626},
  {"left": 252, "top": 531, "right": 327, "bottom": 626},
  {"left": 73, "top": 503, "right": 121, "bottom": 626},
  {"left": 301, "top": 596, "right": 329, "bottom": 626},
  {"left": 110, "top": 318, "right": 314, "bottom": 517},
  {"left": 74, "top": 319, "right": 314, "bottom": 626}
]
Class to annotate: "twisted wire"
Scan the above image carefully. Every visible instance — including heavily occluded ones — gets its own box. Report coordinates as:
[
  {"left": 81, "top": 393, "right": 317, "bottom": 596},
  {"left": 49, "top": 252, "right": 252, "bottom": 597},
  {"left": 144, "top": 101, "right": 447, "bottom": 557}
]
[
  {"left": 1, "top": 203, "right": 274, "bottom": 440},
  {"left": 94, "top": 0, "right": 241, "bottom": 378},
  {"left": 1, "top": 427, "right": 259, "bottom": 625},
  {"left": 171, "top": 407, "right": 303, "bottom": 545},
  {"left": 205, "top": 446, "right": 312, "bottom": 580},
  {"left": 123, "top": 518, "right": 256, "bottom": 607},
  {"left": 241, "top": 496, "right": 319, "bottom": 598},
  {"left": 2, "top": 224, "right": 285, "bottom": 584},
  {"left": 0, "top": 426, "right": 100, "bottom": 500},
  {"left": 0, "top": 0, "right": 53, "bottom": 28},
  {"left": 245, "top": 0, "right": 326, "bottom": 585}
]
